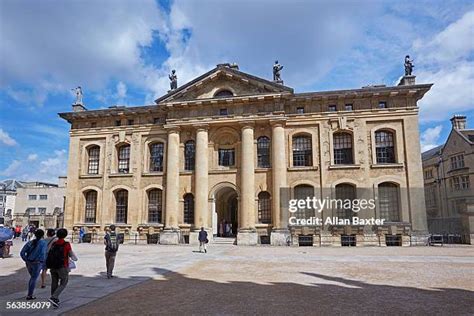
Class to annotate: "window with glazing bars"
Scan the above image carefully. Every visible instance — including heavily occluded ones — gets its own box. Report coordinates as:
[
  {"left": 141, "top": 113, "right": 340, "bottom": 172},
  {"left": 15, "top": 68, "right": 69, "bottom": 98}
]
[
  {"left": 258, "top": 192, "right": 271, "bottom": 224},
  {"left": 375, "top": 131, "right": 395, "bottom": 163},
  {"left": 334, "top": 133, "right": 353, "bottom": 164},
  {"left": 257, "top": 136, "right": 271, "bottom": 168},
  {"left": 218, "top": 148, "right": 235, "bottom": 166},
  {"left": 294, "top": 185, "right": 314, "bottom": 220},
  {"left": 118, "top": 145, "right": 130, "bottom": 173},
  {"left": 88, "top": 146, "right": 100, "bottom": 174},
  {"left": 115, "top": 190, "right": 128, "bottom": 223},
  {"left": 183, "top": 194, "right": 194, "bottom": 224},
  {"left": 150, "top": 143, "right": 164, "bottom": 172},
  {"left": 292, "top": 136, "right": 312, "bottom": 166},
  {"left": 335, "top": 184, "right": 356, "bottom": 219},
  {"left": 148, "top": 189, "right": 162, "bottom": 223},
  {"left": 184, "top": 141, "right": 195, "bottom": 171},
  {"left": 378, "top": 183, "right": 400, "bottom": 221},
  {"left": 85, "top": 191, "right": 97, "bottom": 223}
]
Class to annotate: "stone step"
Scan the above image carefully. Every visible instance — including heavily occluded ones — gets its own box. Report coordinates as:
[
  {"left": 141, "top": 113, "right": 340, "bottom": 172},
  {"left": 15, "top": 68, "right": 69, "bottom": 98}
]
[{"left": 213, "top": 237, "right": 236, "bottom": 245}]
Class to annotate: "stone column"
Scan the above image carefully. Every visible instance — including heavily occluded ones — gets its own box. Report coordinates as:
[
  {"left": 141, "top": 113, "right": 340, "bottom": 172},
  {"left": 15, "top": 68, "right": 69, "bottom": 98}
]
[
  {"left": 190, "top": 125, "right": 210, "bottom": 245},
  {"left": 270, "top": 120, "right": 290, "bottom": 245},
  {"left": 161, "top": 127, "right": 180, "bottom": 244},
  {"left": 237, "top": 123, "right": 258, "bottom": 245}
]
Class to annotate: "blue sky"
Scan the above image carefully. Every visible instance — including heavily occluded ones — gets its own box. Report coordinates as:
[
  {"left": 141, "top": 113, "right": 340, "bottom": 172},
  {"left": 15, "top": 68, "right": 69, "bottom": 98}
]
[{"left": 1, "top": 0, "right": 473, "bottom": 183}]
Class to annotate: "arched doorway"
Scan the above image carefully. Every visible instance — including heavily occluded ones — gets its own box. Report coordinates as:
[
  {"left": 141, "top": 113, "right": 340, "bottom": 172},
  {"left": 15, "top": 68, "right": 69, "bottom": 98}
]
[{"left": 213, "top": 185, "right": 239, "bottom": 237}]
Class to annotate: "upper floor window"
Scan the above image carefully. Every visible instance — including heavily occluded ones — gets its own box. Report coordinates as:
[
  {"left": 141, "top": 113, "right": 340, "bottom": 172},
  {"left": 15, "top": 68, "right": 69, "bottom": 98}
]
[
  {"left": 127, "top": 119, "right": 134, "bottom": 126},
  {"left": 219, "top": 108, "right": 228, "bottom": 116},
  {"left": 333, "top": 132, "right": 353, "bottom": 164},
  {"left": 153, "top": 117, "right": 161, "bottom": 125},
  {"left": 450, "top": 175, "right": 470, "bottom": 191},
  {"left": 218, "top": 148, "right": 235, "bottom": 166},
  {"left": 91, "top": 122, "right": 97, "bottom": 128},
  {"left": 150, "top": 143, "right": 164, "bottom": 172},
  {"left": 87, "top": 146, "right": 100, "bottom": 174},
  {"left": 345, "top": 104, "right": 353, "bottom": 111},
  {"left": 378, "top": 101, "right": 387, "bottom": 109},
  {"left": 450, "top": 154, "right": 465, "bottom": 170},
  {"left": 214, "top": 90, "right": 234, "bottom": 98},
  {"left": 424, "top": 169, "right": 433, "bottom": 180},
  {"left": 184, "top": 140, "right": 195, "bottom": 171},
  {"left": 39, "top": 195, "right": 48, "bottom": 200},
  {"left": 257, "top": 136, "right": 271, "bottom": 168},
  {"left": 115, "top": 120, "right": 121, "bottom": 126},
  {"left": 292, "top": 135, "right": 312, "bottom": 167},
  {"left": 258, "top": 191, "right": 271, "bottom": 224},
  {"left": 296, "top": 107, "right": 305, "bottom": 114},
  {"left": 28, "top": 195, "right": 37, "bottom": 200},
  {"left": 183, "top": 193, "right": 195, "bottom": 224},
  {"left": 38, "top": 208, "right": 46, "bottom": 214},
  {"left": 328, "top": 105, "right": 337, "bottom": 112},
  {"left": 118, "top": 144, "right": 131, "bottom": 173},
  {"left": 375, "top": 130, "right": 395, "bottom": 164}
]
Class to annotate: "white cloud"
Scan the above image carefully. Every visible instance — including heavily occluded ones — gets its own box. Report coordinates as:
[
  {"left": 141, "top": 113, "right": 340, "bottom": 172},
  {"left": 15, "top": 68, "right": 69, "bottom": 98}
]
[
  {"left": 414, "top": 10, "right": 474, "bottom": 122},
  {"left": 116, "top": 81, "right": 127, "bottom": 103},
  {"left": 0, "top": 160, "right": 21, "bottom": 177},
  {"left": 421, "top": 125, "right": 443, "bottom": 152},
  {"left": 27, "top": 154, "right": 38, "bottom": 161},
  {"left": 0, "top": 128, "right": 17, "bottom": 146}
]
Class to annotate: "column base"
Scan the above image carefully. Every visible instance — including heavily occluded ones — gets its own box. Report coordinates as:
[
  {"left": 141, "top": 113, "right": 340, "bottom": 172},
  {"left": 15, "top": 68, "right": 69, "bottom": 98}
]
[
  {"left": 159, "top": 229, "right": 180, "bottom": 245},
  {"left": 237, "top": 229, "right": 258, "bottom": 246},
  {"left": 189, "top": 229, "right": 212, "bottom": 246},
  {"left": 271, "top": 229, "right": 290, "bottom": 246}
]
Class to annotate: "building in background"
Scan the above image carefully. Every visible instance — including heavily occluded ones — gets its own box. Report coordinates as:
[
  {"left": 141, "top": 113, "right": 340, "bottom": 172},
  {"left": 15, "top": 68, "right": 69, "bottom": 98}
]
[
  {"left": 13, "top": 177, "right": 67, "bottom": 229},
  {"left": 0, "top": 180, "right": 26, "bottom": 225},
  {"left": 60, "top": 63, "right": 431, "bottom": 246},
  {"left": 422, "top": 115, "right": 474, "bottom": 244}
]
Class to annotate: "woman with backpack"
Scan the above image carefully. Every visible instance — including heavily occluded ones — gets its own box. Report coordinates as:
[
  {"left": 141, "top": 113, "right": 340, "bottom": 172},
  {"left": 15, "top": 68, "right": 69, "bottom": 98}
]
[{"left": 20, "top": 229, "right": 47, "bottom": 300}]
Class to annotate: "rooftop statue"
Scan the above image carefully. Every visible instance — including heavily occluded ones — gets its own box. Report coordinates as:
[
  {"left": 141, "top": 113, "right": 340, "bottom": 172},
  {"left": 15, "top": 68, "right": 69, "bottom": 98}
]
[
  {"left": 169, "top": 70, "right": 178, "bottom": 90},
  {"left": 404, "top": 55, "right": 414, "bottom": 76},
  {"left": 273, "top": 60, "right": 283, "bottom": 82},
  {"left": 71, "top": 86, "right": 83, "bottom": 105}
]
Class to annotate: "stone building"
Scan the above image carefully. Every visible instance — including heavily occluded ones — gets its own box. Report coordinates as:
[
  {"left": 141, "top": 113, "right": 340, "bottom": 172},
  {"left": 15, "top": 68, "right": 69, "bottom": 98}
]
[
  {"left": 0, "top": 179, "right": 25, "bottom": 225},
  {"left": 422, "top": 115, "right": 474, "bottom": 243},
  {"left": 13, "top": 177, "right": 66, "bottom": 229},
  {"left": 60, "top": 63, "right": 431, "bottom": 246}
]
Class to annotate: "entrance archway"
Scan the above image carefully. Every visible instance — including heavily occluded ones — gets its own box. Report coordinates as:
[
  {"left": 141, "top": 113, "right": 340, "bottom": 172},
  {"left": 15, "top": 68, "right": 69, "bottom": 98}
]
[{"left": 212, "top": 184, "right": 239, "bottom": 237}]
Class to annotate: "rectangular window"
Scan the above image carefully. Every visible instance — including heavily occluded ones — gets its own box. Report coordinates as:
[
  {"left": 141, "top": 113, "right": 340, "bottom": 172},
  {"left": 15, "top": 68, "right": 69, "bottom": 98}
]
[
  {"left": 88, "top": 147, "right": 100, "bottom": 174},
  {"left": 218, "top": 148, "right": 235, "bottom": 166},
  {"left": 91, "top": 122, "right": 97, "bottom": 128},
  {"left": 115, "top": 120, "right": 121, "bottom": 126},
  {"left": 128, "top": 119, "right": 134, "bottom": 125},
  {"left": 450, "top": 155, "right": 465, "bottom": 170},
  {"left": 424, "top": 169, "right": 433, "bottom": 179},
  {"left": 345, "top": 104, "right": 353, "bottom": 111},
  {"left": 153, "top": 117, "right": 161, "bottom": 124},
  {"left": 378, "top": 101, "right": 387, "bottom": 109},
  {"left": 118, "top": 146, "right": 131, "bottom": 173},
  {"left": 28, "top": 195, "right": 37, "bottom": 200},
  {"left": 328, "top": 105, "right": 337, "bottom": 112},
  {"left": 296, "top": 107, "right": 305, "bottom": 114},
  {"left": 38, "top": 207, "right": 46, "bottom": 214},
  {"left": 39, "top": 195, "right": 47, "bottom": 200},
  {"left": 26, "top": 207, "right": 35, "bottom": 215},
  {"left": 460, "top": 175, "right": 470, "bottom": 190},
  {"left": 219, "top": 108, "right": 228, "bottom": 116}
]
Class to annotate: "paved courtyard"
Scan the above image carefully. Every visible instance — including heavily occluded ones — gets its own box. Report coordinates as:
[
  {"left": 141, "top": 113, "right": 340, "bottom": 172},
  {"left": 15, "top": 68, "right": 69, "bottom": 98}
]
[{"left": 1, "top": 242, "right": 474, "bottom": 315}]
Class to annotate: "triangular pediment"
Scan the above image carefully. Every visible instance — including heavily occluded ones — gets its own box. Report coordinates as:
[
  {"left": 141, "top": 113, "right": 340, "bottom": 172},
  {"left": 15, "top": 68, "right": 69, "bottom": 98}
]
[{"left": 155, "top": 64, "right": 293, "bottom": 104}]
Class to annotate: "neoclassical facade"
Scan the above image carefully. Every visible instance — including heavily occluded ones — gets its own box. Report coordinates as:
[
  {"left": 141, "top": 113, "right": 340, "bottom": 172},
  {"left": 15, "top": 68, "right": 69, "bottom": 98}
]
[{"left": 60, "top": 64, "right": 431, "bottom": 246}]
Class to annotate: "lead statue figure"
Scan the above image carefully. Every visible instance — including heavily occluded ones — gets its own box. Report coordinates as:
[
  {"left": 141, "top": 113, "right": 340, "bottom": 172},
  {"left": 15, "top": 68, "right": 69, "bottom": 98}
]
[
  {"left": 404, "top": 55, "right": 414, "bottom": 76},
  {"left": 169, "top": 70, "right": 178, "bottom": 90},
  {"left": 72, "top": 86, "right": 83, "bottom": 105},
  {"left": 273, "top": 60, "right": 283, "bottom": 82}
]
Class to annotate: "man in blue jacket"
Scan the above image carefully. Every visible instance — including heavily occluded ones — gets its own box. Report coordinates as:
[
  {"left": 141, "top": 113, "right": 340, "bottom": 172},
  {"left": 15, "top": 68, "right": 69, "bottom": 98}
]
[
  {"left": 198, "top": 227, "right": 208, "bottom": 253},
  {"left": 20, "top": 229, "right": 47, "bottom": 300}
]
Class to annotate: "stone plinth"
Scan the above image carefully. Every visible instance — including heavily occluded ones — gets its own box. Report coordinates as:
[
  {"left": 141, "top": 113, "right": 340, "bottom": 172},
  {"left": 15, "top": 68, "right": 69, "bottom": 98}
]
[
  {"left": 160, "top": 229, "right": 180, "bottom": 245},
  {"left": 237, "top": 230, "right": 258, "bottom": 246},
  {"left": 398, "top": 75, "right": 416, "bottom": 86},
  {"left": 409, "top": 232, "right": 429, "bottom": 246},
  {"left": 270, "top": 229, "right": 290, "bottom": 246}
]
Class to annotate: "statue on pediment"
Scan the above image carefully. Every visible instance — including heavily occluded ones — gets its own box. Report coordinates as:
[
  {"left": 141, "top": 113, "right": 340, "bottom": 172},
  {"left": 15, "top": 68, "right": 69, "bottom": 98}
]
[
  {"left": 72, "top": 86, "right": 83, "bottom": 105},
  {"left": 273, "top": 60, "right": 283, "bottom": 82},
  {"left": 404, "top": 55, "right": 414, "bottom": 76},
  {"left": 169, "top": 70, "right": 178, "bottom": 90}
]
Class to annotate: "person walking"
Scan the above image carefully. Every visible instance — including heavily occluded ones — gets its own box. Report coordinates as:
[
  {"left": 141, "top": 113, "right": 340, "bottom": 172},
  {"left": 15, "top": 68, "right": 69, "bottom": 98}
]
[
  {"left": 78, "top": 227, "right": 85, "bottom": 243},
  {"left": 40, "top": 229, "right": 57, "bottom": 288},
  {"left": 198, "top": 227, "right": 208, "bottom": 253},
  {"left": 104, "top": 225, "right": 119, "bottom": 279},
  {"left": 47, "top": 228, "right": 77, "bottom": 308},
  {"left": 22, "top": 226, "right": 28, "bottom": 242},
  {"left": 20, "top": 229, "right": 47, "bottom": 300}
]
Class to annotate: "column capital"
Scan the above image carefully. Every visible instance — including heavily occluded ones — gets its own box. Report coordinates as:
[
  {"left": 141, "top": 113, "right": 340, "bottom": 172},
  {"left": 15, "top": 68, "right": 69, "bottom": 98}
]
[
  {"left": 192, "top": 124, "right": 209, "bottom": 132},
  {"left": 164, "top": 125, "right": 180, "bottom": 134},
  {"left": 269, "top": 118, "right": 287, "bottom": 128},
  {"left": 239, "top": 121, "right": 255, "bottom": 130}
]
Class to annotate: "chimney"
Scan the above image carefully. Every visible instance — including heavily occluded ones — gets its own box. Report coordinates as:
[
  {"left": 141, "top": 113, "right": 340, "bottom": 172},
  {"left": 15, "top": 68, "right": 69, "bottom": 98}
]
[{"left": 450, "top": 115, "right": 467, "bottom": 130}]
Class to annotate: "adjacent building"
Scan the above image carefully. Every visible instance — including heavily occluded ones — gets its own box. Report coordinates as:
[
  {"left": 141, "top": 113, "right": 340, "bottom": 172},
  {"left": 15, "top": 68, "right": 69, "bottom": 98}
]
[
  {"left": 60, "top": 63, "right": 431, "bottom": 246},
  {"left": 0, "top": 179, "right": 25, "bottom": 225},
  {"left": 13, "top": 177, "right": 67, "bottom": 229},
  {"left": 422, "top": 115, "right": 474, "bottom": 243}
]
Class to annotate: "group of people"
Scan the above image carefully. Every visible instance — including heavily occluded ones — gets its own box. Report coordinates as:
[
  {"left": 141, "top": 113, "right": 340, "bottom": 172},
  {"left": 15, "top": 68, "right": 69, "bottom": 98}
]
[
  {"left": 20, "top": 224, "right": 38, "bottom": 242},
  {"left": 218, "top": 220, "right": 234, "bottom": 237},
  {"left": 19, "top": 224, "right": 121, "bottom": 308}
]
